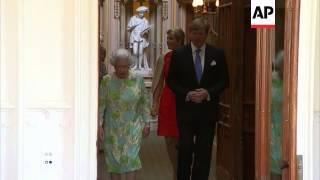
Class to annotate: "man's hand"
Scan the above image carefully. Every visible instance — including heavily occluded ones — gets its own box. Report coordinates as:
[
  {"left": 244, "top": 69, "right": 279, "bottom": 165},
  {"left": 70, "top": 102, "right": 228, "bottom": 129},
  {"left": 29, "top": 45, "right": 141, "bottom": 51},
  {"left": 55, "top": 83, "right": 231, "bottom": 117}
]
[
  {"left": 188, "top": 91, "right": 202, "bottom": 103},
  {"left": 195, "top": 88, "right": 209, "bottom": 100},
  {"left": 187, "top": 89, "right": 209, "bottom": 103}
]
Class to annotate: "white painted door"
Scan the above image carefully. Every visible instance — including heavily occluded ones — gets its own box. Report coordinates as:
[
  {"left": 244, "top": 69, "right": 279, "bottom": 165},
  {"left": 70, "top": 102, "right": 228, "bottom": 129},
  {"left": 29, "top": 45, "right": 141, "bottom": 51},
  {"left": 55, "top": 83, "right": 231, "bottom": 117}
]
[{"left": 0, "top": 0, "right": 98, "bottom": 180}]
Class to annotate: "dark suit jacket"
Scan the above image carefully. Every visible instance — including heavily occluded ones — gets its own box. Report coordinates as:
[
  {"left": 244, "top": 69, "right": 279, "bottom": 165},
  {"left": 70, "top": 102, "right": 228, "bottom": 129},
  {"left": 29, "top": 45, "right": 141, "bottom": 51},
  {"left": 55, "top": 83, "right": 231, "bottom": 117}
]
[{"left": 167, "top": 43, "right": 229, "bottom": 122}]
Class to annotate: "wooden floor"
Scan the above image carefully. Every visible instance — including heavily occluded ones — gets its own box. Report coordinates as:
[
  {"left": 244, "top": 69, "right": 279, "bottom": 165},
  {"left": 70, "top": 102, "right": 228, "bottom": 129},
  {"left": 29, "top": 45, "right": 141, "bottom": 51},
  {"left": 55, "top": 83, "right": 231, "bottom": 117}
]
[{"left": 97, "top": 131, "right": 216, "bottom": 180}]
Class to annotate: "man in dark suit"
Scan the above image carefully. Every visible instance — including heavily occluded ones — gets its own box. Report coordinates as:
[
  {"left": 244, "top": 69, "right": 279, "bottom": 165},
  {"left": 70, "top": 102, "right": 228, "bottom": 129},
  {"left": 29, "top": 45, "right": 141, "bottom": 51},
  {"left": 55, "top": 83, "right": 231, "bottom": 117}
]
[{"left": 167, "top": 18, "right": 229, "bottom": 180}]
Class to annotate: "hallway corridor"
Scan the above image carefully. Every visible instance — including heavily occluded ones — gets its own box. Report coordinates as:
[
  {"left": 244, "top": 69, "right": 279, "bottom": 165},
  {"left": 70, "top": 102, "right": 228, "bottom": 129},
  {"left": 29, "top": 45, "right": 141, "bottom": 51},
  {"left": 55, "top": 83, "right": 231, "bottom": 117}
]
[{"left": 97, "top": 131, "right": 217, "bottom": 180}]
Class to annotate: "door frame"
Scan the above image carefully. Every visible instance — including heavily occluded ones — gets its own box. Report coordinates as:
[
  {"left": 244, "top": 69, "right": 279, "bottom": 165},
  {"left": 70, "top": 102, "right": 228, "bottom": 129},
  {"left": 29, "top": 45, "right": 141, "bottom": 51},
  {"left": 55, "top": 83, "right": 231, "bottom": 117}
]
[{"left": 255, "top": 0, "right": 300, "bottom": 179}]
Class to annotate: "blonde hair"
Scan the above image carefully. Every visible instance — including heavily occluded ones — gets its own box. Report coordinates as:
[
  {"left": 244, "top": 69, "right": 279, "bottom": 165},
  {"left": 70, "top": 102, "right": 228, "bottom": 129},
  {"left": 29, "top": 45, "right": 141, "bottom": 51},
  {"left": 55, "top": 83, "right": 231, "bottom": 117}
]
[{"left": 166, "top": 28, "right": 185, "bottom": 46}]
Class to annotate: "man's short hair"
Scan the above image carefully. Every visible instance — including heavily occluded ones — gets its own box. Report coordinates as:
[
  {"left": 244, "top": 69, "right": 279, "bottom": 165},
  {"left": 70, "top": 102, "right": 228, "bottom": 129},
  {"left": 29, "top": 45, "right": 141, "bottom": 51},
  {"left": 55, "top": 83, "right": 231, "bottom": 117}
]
[{"left": 188, "top": 18, "right": 210, "bottom": 34}]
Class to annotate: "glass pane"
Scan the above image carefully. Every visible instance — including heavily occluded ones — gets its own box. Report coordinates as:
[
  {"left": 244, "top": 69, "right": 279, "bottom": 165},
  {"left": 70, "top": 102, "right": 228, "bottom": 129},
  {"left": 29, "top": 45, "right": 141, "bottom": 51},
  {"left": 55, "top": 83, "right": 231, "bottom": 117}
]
[{"left": 270, "top": 1, "right": 285, "bottom": 179}]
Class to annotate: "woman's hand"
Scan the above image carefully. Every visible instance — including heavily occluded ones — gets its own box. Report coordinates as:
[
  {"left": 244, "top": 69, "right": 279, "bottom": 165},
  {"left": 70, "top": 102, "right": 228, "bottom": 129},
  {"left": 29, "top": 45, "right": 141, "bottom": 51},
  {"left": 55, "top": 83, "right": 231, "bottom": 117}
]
[
  {"left": 143, "top": 125, "right": 150, "bottom": 137},
  {"left": 151, "top": 102, "right": 159, "bottom": 117},
  {"left": 150, "top": 106, "right": 158, "bottom": 117}
]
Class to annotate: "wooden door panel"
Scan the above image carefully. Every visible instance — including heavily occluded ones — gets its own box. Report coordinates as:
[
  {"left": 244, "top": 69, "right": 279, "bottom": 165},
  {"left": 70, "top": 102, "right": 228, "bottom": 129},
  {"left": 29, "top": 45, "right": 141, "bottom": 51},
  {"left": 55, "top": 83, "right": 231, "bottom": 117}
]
[
  {"left": 216, "top": 0, "right": 256, "bottom": 179},
  {"left": 242, "top": 5, "right": 256, "bottom": 180},
  {"left": 216, "top": 1, "right": 237, "bottom": 179},
  {"left": 282, "top": 1, "right": 299, "bottom": 179},
  {"left": 216, "top": 103, "right": 232, "bottom": 179}
]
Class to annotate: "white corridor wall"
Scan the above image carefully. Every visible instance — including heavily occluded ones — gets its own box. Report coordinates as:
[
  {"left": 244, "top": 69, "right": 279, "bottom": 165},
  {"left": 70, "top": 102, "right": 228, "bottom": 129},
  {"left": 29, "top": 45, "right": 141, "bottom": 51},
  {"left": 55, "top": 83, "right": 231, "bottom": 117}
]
[{"left": 0, "top": 0, "right": 98, "bottom": 179}]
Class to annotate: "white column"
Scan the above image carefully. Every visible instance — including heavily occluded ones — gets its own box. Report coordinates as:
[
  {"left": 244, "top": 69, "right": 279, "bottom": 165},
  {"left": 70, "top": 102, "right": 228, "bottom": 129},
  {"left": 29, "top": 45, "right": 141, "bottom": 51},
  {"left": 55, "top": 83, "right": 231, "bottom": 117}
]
[
  {"left": 0, "top": 0, "right": 19, "bottom": 179},
  {"left": 161, "top": 0, "right": 171, "bottom": 53},
  {"left": 162, "top": 0, "right": 187, "bottom": 53},
  {"left": 175, "top": 3, "right": 187, "bottom": 31},
  {"left": 312, "top": 1, "right": 320, "bottom": 178},
  {"left": 297, "top": 0, "right": 320, "bottom": 179},
  {"left": 105, "top": 0, "right": 120, "bottom": 70},
  {"left": 73, "top": 0, "right": 98, "bottom": 179}
]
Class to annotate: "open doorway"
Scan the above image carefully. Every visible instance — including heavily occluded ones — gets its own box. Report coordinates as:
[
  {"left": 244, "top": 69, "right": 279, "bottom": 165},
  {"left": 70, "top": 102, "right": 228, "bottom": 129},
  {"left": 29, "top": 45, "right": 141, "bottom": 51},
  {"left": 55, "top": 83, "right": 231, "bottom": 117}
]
[{"left": 96, "top": 0, "right": 300, "bottom": 180}]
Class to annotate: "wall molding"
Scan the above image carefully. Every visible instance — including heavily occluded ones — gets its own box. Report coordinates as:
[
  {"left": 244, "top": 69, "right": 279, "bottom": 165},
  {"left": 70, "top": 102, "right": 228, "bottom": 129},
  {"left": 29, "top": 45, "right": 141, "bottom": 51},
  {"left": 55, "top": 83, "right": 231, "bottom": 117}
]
[
  {"left": 315, "top": 111, "right": 320, "bottom": 123},
  {"left": 0, "top": 103, "right": 15, "bottom": 109},
  {"left": 26, "top": 102, "right": 71, "bottom": 110},
  {"left": 0, "top": 103, "right": 14, "bottom": 128},
  {"left": 24, "top": 110, "right": 71, "bottom": 128},
  {"left": 314, "top": 111, "right": 320, "bottom": 179}
]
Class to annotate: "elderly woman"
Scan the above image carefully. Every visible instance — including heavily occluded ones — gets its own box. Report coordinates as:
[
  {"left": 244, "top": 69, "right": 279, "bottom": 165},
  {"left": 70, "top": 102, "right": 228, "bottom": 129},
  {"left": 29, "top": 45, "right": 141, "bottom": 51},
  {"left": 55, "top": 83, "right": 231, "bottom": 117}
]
[
  {"left": 98, "top": 48, "right": 151, "bottom": 180},
  {"left": 270, "top": 50, "right": 284, "bottom": 180},
  {"left": 151, "top": 28, "right": 185, "bottom": 179}
]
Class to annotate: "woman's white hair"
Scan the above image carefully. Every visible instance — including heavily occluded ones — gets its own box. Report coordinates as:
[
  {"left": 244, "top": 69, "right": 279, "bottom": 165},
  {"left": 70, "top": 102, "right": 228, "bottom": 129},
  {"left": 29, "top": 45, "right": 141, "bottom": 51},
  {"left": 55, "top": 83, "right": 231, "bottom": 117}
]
[
  {"left": 110, "top": 48, "right": 134, "bottom": 66},
  {"left": 273, "top": 50, "right": 284, "bottom": 71}
]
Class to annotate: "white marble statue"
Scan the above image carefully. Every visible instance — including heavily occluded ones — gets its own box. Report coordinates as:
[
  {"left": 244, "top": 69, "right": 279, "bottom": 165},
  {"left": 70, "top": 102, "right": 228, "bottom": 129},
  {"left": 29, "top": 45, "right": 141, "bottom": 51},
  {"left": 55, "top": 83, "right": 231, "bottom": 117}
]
[{"left": 127, "top": 6, "right": 151, "bottom": 71}]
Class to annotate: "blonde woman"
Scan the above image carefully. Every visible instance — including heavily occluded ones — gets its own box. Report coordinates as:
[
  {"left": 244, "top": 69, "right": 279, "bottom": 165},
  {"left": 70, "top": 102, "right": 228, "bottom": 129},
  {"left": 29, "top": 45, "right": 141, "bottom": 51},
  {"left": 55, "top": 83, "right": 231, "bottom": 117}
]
[{"left": 151, "top": 28, "right": 185, "bottom": 179}]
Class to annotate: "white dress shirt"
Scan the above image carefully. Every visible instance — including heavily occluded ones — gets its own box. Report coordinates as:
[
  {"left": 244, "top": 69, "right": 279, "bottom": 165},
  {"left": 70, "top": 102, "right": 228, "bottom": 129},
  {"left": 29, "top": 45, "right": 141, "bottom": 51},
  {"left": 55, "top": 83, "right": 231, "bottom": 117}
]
[{"left": 186, "top": 43, "right": 210, "bottom": 102}]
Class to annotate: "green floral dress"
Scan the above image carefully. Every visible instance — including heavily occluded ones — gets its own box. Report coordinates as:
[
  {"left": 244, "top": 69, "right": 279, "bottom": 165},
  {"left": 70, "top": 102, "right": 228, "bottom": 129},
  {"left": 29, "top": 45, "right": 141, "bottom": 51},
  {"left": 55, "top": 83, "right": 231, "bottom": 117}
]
[
  {"left": 270, "top": 76, "right": 283, "bottom": 175},
  {"left": 98, "top": 72, "right": 150, "bottom": 173}
]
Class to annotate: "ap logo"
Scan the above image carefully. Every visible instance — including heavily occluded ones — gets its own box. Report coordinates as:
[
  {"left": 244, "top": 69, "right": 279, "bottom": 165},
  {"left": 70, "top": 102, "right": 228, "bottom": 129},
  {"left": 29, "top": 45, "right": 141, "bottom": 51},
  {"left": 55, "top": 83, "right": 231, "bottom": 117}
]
[{"left": 251, "top": 0, "right": 275, "bottom": 28}]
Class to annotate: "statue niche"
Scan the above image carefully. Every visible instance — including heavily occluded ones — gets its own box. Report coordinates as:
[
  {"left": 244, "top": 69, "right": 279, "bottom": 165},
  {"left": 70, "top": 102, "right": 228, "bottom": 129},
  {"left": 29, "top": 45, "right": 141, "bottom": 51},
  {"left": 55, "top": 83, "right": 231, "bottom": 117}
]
[
  {"left": 115, "top": 0, "right": 164, "bottom": 78},
  {"left": 127, "top": 6, "right": 151, "bottom": 71}
]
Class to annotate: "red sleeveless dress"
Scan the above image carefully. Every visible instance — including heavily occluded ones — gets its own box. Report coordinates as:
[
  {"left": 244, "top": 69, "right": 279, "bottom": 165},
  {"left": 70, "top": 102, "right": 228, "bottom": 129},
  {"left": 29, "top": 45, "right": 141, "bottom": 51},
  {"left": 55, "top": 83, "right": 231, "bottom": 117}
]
[{"left": 157, "top": 51, "right": 179, "bottom": 137}]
